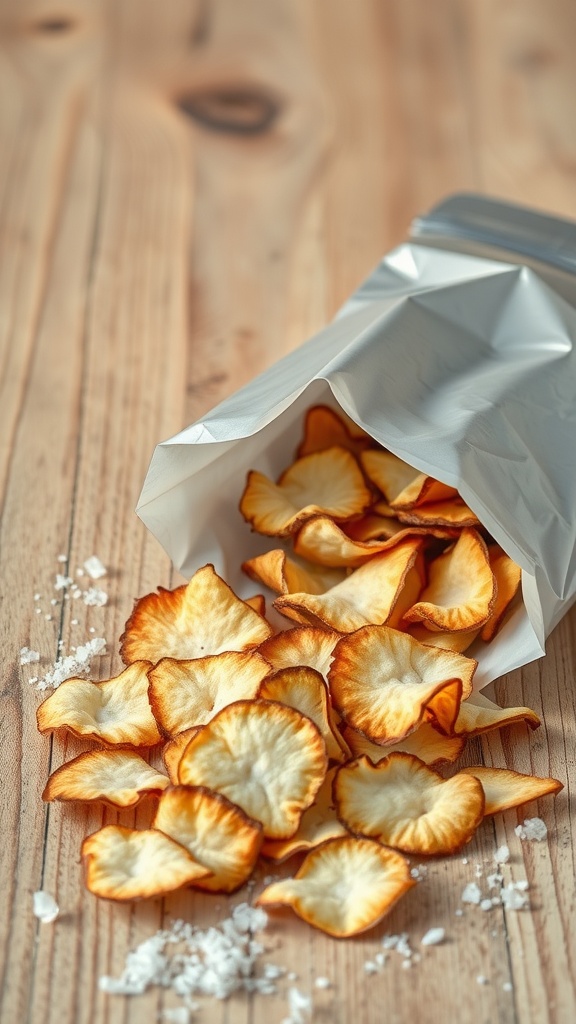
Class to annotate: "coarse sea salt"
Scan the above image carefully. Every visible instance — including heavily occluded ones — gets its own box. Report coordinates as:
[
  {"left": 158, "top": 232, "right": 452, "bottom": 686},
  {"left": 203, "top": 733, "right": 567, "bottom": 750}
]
[
  {"left": 34, "top": 637, "right": 107, "bottom": 690},
  {"left": 515, "top": 818, "right": 548, "bottom": 842},
  {"left": 20, "top": 647, "right": 40, "bottom": 665},
  {"left": 461, "top": 882, "right": 482, "bottom": 905},
  {"left": 494, "top": 845, "right": 510, "bottom": 865},
  {"left": 33, "top": 890, "right": 59, "bottom": 923},
  {"left": 99, "top": 904, "right": 285, "bottom": 1006},
  {"left": 84, "top": 555, "right": 107, "bottom": 579},
  {"left": 421, "top": 927, "right": 445, "bottom": 947},
  {"left": 83, "top": 587, "right": 108, "bottom": 607}
]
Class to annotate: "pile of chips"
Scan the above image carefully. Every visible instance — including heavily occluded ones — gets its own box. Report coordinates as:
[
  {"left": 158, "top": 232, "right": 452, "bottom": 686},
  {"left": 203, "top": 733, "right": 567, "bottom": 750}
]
[{"left": 37, "top": 405, "right": 562, "bottom": 938}]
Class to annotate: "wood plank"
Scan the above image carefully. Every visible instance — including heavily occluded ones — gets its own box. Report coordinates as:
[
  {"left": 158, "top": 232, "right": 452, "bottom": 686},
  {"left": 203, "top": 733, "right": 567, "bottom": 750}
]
[{"left": 0, "top": 1, "right": 575, "bottom": 1022}]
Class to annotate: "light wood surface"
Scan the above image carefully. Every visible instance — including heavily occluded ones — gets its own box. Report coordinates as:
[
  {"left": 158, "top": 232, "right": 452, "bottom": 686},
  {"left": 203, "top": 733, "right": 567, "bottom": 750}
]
[{"left": 1, "top": 2, "right": 575, "bottom": 1022}]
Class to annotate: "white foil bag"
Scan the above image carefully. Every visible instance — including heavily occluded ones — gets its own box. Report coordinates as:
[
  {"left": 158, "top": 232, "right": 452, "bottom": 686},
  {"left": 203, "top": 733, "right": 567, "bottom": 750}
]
[{"left": 137, "top": 195, "right": 576, "bottom": 689}]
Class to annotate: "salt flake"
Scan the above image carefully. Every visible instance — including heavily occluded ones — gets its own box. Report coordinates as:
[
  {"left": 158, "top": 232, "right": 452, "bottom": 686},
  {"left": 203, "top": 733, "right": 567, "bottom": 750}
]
[
  {"left": 421, "top": 927, "right": 445, "bottom": 946},
  {"left": 461, "top": 882, "right": 482, "bottom": 905},
  {"left": 515, "top": 817, "right": 548, "bottom": 842},
  {"left": 20, "top": 647, "right": 40, "bottom": 665},
  {"left": 33, "top": 890, "right": 59, "bottom": 923},
  {"left": 84, "top": 555, "right": 107, "bottom": 579}
]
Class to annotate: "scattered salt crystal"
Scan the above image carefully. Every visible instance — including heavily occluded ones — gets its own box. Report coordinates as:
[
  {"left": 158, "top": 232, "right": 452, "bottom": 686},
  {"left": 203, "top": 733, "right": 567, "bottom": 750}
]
[
  {"left": 71, "top": 619, "right": 79, "bottom": 626},
  {"left": 454, "top": 909, "right": 464, "bottom": 917},
  {"left": 287, "top": 973, "right": 298, "bottom": 981},
  {"left": 480, "top": 899, "right": 494, "bottom": 912},
  {"left": 89, "top": 626, "right": 96, "bottom": 633},
  {"left": 29, "top": 676, "right": 38, "bottom": 684},
  {"left": 494, "top": 845, "right": 510, "bottom": 864},
  {"left": 50, "top": 598, "right": 58, "bottom": 606},
  {"left": 515, "top": 879, "right": 529, "bottom": 891},
  {"left": 33, "top": 890, "right": 59, "bottom": 923},
  {"left": 84, "top": 555, "right": 107, "bottom": 579},
  {"left": 500, "top": 883, "right": 529, "bottom": 911},
  {"left": 476, "top": 975, "right": 488, "bottom": 986},
  {"left": 54, "top": 574, "right": 73, "bottom": 591},
  {"left": 461, "top": 882, "right": 482, "bottom": 905},
  {"left": 283, "top": 987, "right": 312, "bottom": 1024},
  {"left": 83, "top": 587, "right": 108, "bottom": 607},
  {"left": 382, "top": 933, "right": 412, "bottom": 959},
  {"left": 363, "top": 961, "right": 378, "bottom": 975},
  {"left": 401, "top": 960, "right": 412, "bottom": 970},
  {"left": 421, "top": 928, "right": 445, "bottom": 946},
  {"left": 34, "top": 593, "right": 41, "bottom": 601},
  {"left": 410, "top": 864, "right": 428, "bottom": 881},
  {"left": 35, "top": 637, "right": 106, "bottom": 690},
  {"left": 35, "top": 608, "right": 42, "bottom": 614},
  {"left": 461, "top": 858, "right": 469, "bottom": 865},
  {"left": 474, "top": 863, "right": 483, "bottom": 878},
  {"left": 57, "top": 554, "right": 67, "bottom": 563},
  {"left": 44, "top": 614, "right": 52, "bottom": 621},
  {"left": 374, "top": 952, "right": 386, "bottom": 966},
  {"left": 515, "top": 818, "right": 548, "bottom": 842},
  {"left": 77, "top": 569, "right": 84, "bottom": 577},
  {"left": 20, "top": 647, "right": 40, "bottom": 665},
  {"left": 162, "top": 1009, "right": 190, "bottom": 1024},
  {"left": 503, "top": 982, "right": 513, "bottom": 992},
  {"left": 315, "top": 977, "right": 331, "bottom": 989},
  {"left": 487, "top": 873, "right": 503, "bottom": 889}
]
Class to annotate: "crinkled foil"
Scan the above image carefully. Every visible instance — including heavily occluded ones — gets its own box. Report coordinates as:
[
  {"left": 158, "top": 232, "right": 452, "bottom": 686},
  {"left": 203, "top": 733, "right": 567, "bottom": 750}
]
[{"left": 138, "top": 196, "right": 576, "bottom": 689}]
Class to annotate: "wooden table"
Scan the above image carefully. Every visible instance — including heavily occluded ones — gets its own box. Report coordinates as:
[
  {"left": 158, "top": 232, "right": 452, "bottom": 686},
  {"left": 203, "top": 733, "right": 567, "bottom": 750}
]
[{"left": 2, "top": 1, "right": 575, "bottom": 1022}]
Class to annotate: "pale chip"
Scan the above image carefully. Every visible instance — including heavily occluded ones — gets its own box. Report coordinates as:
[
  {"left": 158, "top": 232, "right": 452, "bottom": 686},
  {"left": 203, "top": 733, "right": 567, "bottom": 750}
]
[
  {"left": 120, "top": 564, "right": 272, "bottom": 664},
  {"left": 460, "top": 766, "right": 563, "bottom": 816},
  {"left": 239, "top": 447, "right": 373, "bottom": 537},
  {"left": 360, "top": 450, "right": 457, "bottom": 509},
  {"left": 340, "top": 721, "right": 465, "bottom": 766},
  {"left": 402, "top": 529, "right": 495, "bottom": 632},
  {"left": 82, "top": 825, "right": 211, "bottom": 900},
  {"left": 260, "top": 767, "right": 347, "bottom": 862},
  {"left": 242, "top": 549, "right": 345, "bottom": 594},
  {"left": 481, "top": 547, "right": 522, "bottom": 642},
  {"left": 258, "top": 666, "right": 349, "bottom": 762},
  {"left": 36, "top": 662, "right": 161, "bottom": 747},
  {"left": 297, "top": 404, "right": 372, "bottom": 458},
  {"left": 328, "top": 625, "right": 475, "bottom": 744},
  {"left": 334, "top": 753, "right": 485, "bottom": 855},
  {"left": 407, "top": 623, "right": 480, "bottom": 653},
  {"left": 395, "top": 498, "right": 481, "bottom": 528},
  {"left": 178, "top": 699, "right": 328, "bottom": 838},
  {"left": 455, "top": 690, "right": 540, "bottom": 735},
  {"left": 274, "top": 538, "right": 424, "bottom": 632},
  {"left": 148, "top": 651, "right": 271, "bottom": 736},
  {"left": 153, "top": 785, "right": 262, "bottom": 893},
  {"left": 257, "top": 626, "right": 340, "bottom": 681},
  {"left": 257, "top": 836, "right": 415, "bottom": 937},
  {"left": 42, "top": 750, "right": 169, "bottom": 807}
]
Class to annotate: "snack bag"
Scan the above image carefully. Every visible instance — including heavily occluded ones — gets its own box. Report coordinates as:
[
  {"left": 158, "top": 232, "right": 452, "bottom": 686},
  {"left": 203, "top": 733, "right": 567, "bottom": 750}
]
[{"left": 137, "top": 194, "right": 576, "bottom": 688}]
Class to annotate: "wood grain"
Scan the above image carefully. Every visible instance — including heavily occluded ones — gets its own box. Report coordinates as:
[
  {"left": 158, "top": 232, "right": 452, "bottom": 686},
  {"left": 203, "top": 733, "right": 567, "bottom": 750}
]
[{"left": 0, "top": 1, "right": 574, "bottom": 1022}]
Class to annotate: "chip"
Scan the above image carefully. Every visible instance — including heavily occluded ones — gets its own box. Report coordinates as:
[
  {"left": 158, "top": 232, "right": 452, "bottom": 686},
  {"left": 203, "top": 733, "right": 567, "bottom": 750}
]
[
  {"left": 297, "top": 405, "right": 372, "bottom": 458},
  {"left": 328, "top": 624, "right": 475, "bottom": 744},
  {"left": 239, "top": 447, "right": 373, "bottom": 537},
  {"left": 260, "top": 767, "right": 347, "bottom": 862},
  {"left": 360, "top": 450, "right": 458, "bottom": 509},
  {"left": 274, "top": 538, "right": 424, "bottom": 632},
  {"left": 480, "top": 546, "right": 522, "bottom": 642},
  {"left": 152, "top": 785, "right": 263, "bottom": 893},
  {"left": 334, "top": 753, "right": 485, "bottom": 855},
  {"left": 402, "top": 528, "right": 495, "bottom": 633},
  {"left": 148, "top": 651, "right": 272, "bottom": 736},
  {"left": 120, "top": 564, "right": 272, "bottom": 664},
  {"left": 42, "top": 750, "right": 170, "bottom": 807},
  {"left": 340, "top": 721, "right": 465, "bottom": 766},
  {"left": 407, "top": 623, "right": 480, "bottom": 654},
  {"left": 257, "top": 626, "right": 340, "bottom": 681},
  {"left": 178, "top": 699, "right": 328, "bottom": 838},
  {"left": 258, "top": 666, "right": 349, "bottom": 763},
  {"left": 395, "top": 498, "right": 481, "bottom": 528},
  {"left": 455, "top": 690, "right": 540, "bottom": 735},
  {"left": 256, "top": 836, "right": 415, "bottom": 937},
  {"left": 245, "top": 593, "right": 266, "bottom": 615},
  {"left": 36, "top": 661, "right": 162, "bottom": 747},
  {"left": 163, "top": 728, "right": 201, "bottom": 784},
  {"left": 82, "top": 825, "right": 211, "bottom": 900},
  {"left": 242, "top": 549, "right": 345, "bottom": 594},
  {"left": 459, "top": 766, "right": 563, "bottom": 816}
]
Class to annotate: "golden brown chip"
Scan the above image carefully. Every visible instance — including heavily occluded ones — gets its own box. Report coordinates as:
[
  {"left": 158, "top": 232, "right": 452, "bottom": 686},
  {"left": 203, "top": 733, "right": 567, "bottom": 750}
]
[
  {"left": 455, "top": 691, "right": 540, "bottom": 736},
  {"left": 42, "top": 750, "right": 169, "bottom": 807},
  {"left": 258, "top": 666, "right": 349, "bottom": 763},
  {"left": 480, "top": 547, "right": 522, "bottom": 642},
  {"left": 257, "top": 836, "right": 415, "bottom": 937},
  {"left": 148, "top": 651, "right": 271, "bottom": 736},
  {"left": 460, "top": 766, "right": 563, "bottom": 816},
  {"left": 242, "top": 549, "right": 345, "bottom": 594},
  {"left": 178, "top": 699, "right": 328, "bottom": 838},
  {"left": 260, "top": 767, "right": 347, "bottom": 862},
  {"left": 274, "top": 538, "right": 424, "bottom": 632},
  {"left": 163, "top": 728, "right": 201, "bottom": 784},
  {"left": 402, "top": 529, "right": 495, "bottom": 633},
  {"left": 407, "top": 623, "right": 480, "bottom": 653},
  {"left": 328, "top": 624, "right": 475, "bottom": 744},
  {"left": 152, "top": 785, "right": 263, "bottom": 893},
  {"left": 395, "top": 498, "right": 481, "bottom": 528},
  {"left": 334, "top": 753, "right": 485, "bottom": 855},
  {"left": 239, "top": 447, "right": 373, "bottom": 537},
  {"left": 245, "top": 593, "right": 266, "bottom": 615},
  {"left": 257, "top": 626, "right": 340, "bottom": 682},
  {"left": 340, "top": 722, "right": 466, "bottom": 766},
  {"left": 297, "top": 405, "right": 372, "bottom": 458},
  {"left": 36, "top": 662, "right": 161, "bottom": 747},
  {"left": 360, "top": 450, "right": 458, "bottom": 509},
  {"left": 120, "top": 564, "right": 273, "bottom": 665},
  {"left": 82, "top": 825, "right": 211, "bottom": 901}
]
